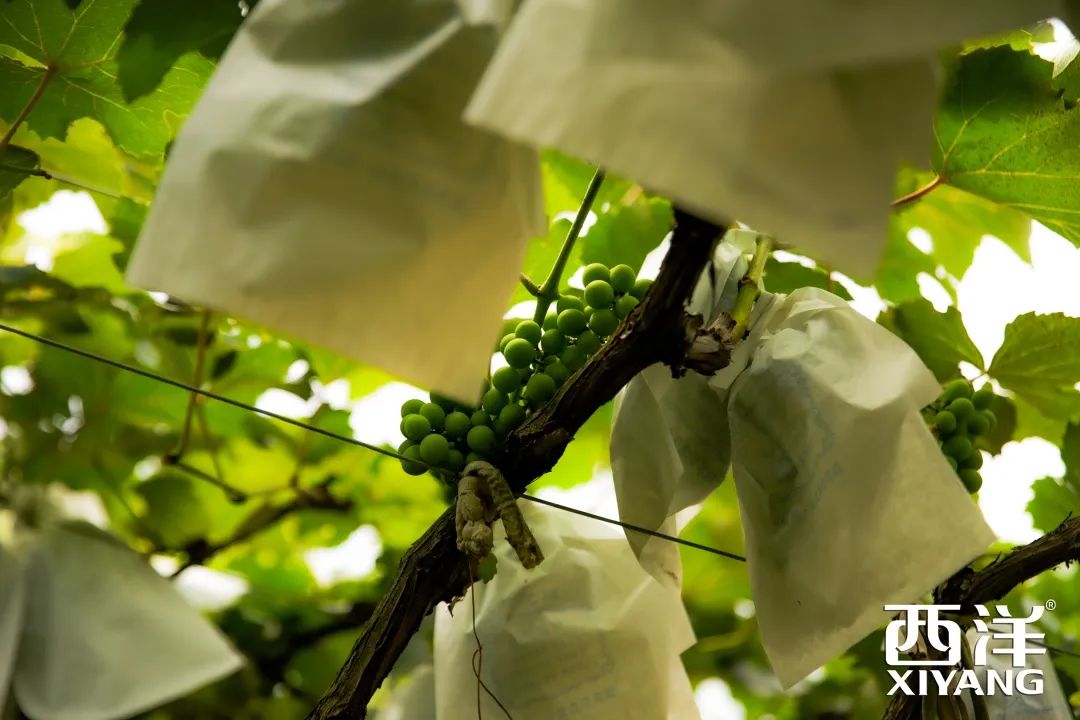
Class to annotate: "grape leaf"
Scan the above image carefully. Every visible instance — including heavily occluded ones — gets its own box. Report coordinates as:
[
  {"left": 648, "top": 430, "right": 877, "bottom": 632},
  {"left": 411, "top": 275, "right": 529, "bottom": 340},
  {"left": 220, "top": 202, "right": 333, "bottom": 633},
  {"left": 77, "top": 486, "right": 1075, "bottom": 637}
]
[
  {"left": 578, "top": 196, "right": 672, "bottom": 274},
  {"left": 116, "top": 0, "right": 244, "bottom": 101},
  {"left": 0, "top": 0, "right": 213, "bottom": 159},
  {"left": 1063, "top": 421, "right": 1080, "bottom": 494},
  {"left": 934, "top": 47, "right": 1080, "bottom": 249},
  {"left": 878, "top": 298, "right": 984, "bottom": 381},
  {"left": 873, "top": 222, "right": 938, "bottom": 304},
  {"left": 0, "top": 145, "right": 39, "bottom": 199},
  {"left": 763, "top": 258, "right": 852, "bottom": 301},
  {"left": 1026, "top": 476, "right": 1080, "bottom": 534},
  {"left": 540, "top": 150, "right": 633, "bottom": 219},
  {"left": 988, "top": 313, "right": 1080, "bottom": 421},
  {"left": 136, "top": 470, "right": 211, "bottom": 548}
]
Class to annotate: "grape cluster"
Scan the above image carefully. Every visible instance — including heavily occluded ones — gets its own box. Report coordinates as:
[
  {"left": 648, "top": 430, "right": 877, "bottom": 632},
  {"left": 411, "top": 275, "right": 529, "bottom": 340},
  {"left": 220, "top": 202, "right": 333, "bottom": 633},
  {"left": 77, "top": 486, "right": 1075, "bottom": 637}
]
[
  {"left": 396, "top": 263, "right": 650, "bottom": 479},
  {"left": 924, "top": 378, "right": 998, "bottom": 494}
]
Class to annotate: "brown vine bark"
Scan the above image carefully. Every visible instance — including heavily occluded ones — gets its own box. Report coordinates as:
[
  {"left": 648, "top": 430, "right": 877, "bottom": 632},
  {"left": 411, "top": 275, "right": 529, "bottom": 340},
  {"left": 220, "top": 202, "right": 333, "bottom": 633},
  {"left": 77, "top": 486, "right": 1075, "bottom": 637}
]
[
  {"left": 306, "top": 210, "right": 727, "bottom": 720},
  {"left": 882, "top": 515, "right": 1080, "bottom": 720}
]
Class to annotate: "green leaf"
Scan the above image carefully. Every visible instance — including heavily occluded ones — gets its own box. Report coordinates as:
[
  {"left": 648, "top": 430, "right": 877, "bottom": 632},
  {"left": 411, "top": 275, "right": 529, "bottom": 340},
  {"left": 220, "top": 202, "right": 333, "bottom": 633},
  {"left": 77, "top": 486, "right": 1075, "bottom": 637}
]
[
  {"left": 578, "top": 197, "right": 672, "bottom": 274},
  {"left": 116, "top": 0, "right": 243, "bottom": 101},
  {"left": 0, "top": 145, "right": 39, "bottom": 199},
  {"left": 988, "top": 313, "right": 1080, "bottom": 421},
  {"left": 136, "top": 470, "right": 211, "bottom": 547},
  {"left": 878, "top": 299, "right": 984, "bottom": 381},
  {"left": 0, "top": 0, "right": 213, "bottom": 158},
  {"left": 540, "top": 150, "right": 633, "bottom": 219},
  {"left": 873, "top": 222, "right": 938, "bottom": 304},
  {"left": 49, "top": 234, "right": 127, "bottom": 292},
  {"left": 1063, "top": 421, "right": 1080, "bottom": 493},
  {"left": 1026, "top": 476, "right": 1080, "bottom": 534},
  {"left": 934, "top": 47, "right": 1080, "bottom": 249},
  {"left": 763, "top": 258, "right": 852, "bottom": 301}
]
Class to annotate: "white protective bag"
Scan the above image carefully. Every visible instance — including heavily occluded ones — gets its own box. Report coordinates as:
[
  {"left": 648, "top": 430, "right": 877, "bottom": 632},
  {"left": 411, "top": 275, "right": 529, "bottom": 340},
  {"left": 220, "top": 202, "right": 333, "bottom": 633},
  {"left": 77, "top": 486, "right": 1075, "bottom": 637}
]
[
  {"left": 464, "top": 0, "right": 1061, "bottom": 275},
  {"left": 434, "top": 502, "right": 699, "bottom": 719},
  {"left": 1, "top": 520, "right": 243, "bottom": 720},
  {"left": 127, "top": 0, "right": 544, "bottom": 403}
]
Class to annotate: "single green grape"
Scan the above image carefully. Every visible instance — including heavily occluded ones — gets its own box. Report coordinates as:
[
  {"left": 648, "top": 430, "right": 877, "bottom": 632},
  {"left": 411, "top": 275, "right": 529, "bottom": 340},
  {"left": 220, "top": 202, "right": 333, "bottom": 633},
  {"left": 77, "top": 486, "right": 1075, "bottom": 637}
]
[
  {"left": 556, "top": 295, "right": 585, "bottom": 313},
  {"left": 546, "top": 360, "right": 571, "bottom": 386},
  {"left": 615, "top": 294, "right": 639, "bottom": 319},
  {"left": 419, "top": 433, "right": 449, "bottom": 465},
  {"left": 582, "top": 263, "right": 610, "bottom": 285},
  {"left": 959, "top": 469, "right": 983, "bottom": 493},
  {"left": 934, "top": 410, "right": 957, "bottom": 434},
  {"left": 584, "top": 280, "right": 615, "bottom": 308},
  {"left": 495, "top": 403, "right": 526, "bottom": 435},
  {"left": 446, "top": 448, "right": 466, "bottom": 472},
  {"left": 503, "top": 338, "right": 537, "bottom": 368},
  {"left": 561, "top": 345, "right": 586, "bottom": 371},
  {"left": 467, "top": 425, "right": 497, "bottom": 453},
  {"left": 419, "top": 402, "right": 445, "bottom": 430},
  {"left": 400, "top": 445, "right": 427, "bottom": 476},
  {"left": 542, "top": 313, "right": 558, "bottom": 330},
  {"left": 575, "top": 330, "right": 601, "bottom": 354},
  {"left": 402, "top": 413, "right": 432, "bottom": 442},
  {"left": 589, "top": 308, "right": 619, "bottom": 337},
  {"left": 941, "top": 378, "right": 973, "bottom": 404},
  {"left": 541, "top": 329, "right": 566, "bottom": 355},
  {"left": 971, "top": 386, "right": 994, "bottom": 410},
  {"left": 960, "top": 450, "right": 984, "bottom": 470},
  {"left": 557, "top": 309, "right": 588, "bottom": 335},
  {"left": 492, "top": 366, "right": 521, "bottom": 394},
  {"left": 947, "top": 398, "right": 975, "bottom": 419},
  {"left": 524, "top": 372, "right": 556, "bottom": 403},
  {"left": 966, "top": 412, "right": 990, "bottom": 436},
  {"left": 444, "top": 411, "right": 471, "bottom": 439},
  {"left": 514, "top": 320, "right": 543, "bottom": 346},
  {"left": 942, "top": 435, "right": 973, "bottom": 460},
  {"left": 609, "top": 264, "right": 636, "bottom": 294},
  {"left": 499, "top": 333, "right": 516, "bottom": 352},
  {"left": 470, "top": 409, "right": 491, "bottom": 427},
  {"left": 482, "top": 387, "right": 509, "bottom": 414},
  {"left": 981, "top": 409, "right": 997, "bottom": 432},
  {"left": 398, "top": 439, "right": 414, "bottom": 454},
  {"left": 400, "top": 398, "right": 424, "bottom": 418},
  {"left": 630, "top": 278, "right": 652, "bottom": 299}
]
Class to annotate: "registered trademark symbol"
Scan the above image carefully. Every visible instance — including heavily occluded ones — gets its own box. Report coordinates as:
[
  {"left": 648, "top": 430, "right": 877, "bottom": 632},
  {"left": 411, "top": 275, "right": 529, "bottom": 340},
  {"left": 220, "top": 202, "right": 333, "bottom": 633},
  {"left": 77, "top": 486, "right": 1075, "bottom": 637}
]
[{"left": 1045, "top": 599, "right": 1056, "bottom": 610}]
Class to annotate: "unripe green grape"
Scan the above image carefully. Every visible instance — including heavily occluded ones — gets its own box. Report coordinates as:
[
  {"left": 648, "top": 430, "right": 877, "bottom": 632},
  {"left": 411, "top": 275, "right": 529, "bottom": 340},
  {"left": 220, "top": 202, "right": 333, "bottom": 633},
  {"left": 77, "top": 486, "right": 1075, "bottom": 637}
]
[
  {"left": 959, "top": 469, "right": 983, "bottom": 493},
  {"left": 402, "top": 414, "right": 432, "bottom": 442},
  {"left": 934, "top": 410, "right": 957, "bottom": 434},
  {"left": 400, "top": 446, "right": 427, "bottom": 476},
  {"left": 615, "top": 294, "right": 639, "bottom": 319},
  {"left": 541, "top": 329, "right": 566, "bottom": 354},
  {"left": 467, "top": 425, "right": 497, "bottom": 453},
  {"left": 444, "top": 411, "right": 471, "bottom": 439},
  {"left": 948, "top": 397, "right": 975, "bottom": 419},
  {"left": 482, "top": 387, "right": 509, "bottom": 414},
  {"left": 556, "top": 295, "right": 585, "bottom": 313},
  {"left": 470, "top": 409, "right": 491, "bottom": 427},
  {"left": 499, "top": 333, "right": 516, "bottom": 352},
  {"left": 557, "top": 309, "right": 588, "bottom": 335},
  {"left": 943, "top": 435, "right": 973, "bottom": 460},
  {"left": 946, "top": 456, "right": 958, "bottom": 472},
  {"left": 972, "top": 386, "right": 994, "bottom": 410},
  {"left": 589, "top": 308, "right": 619, "bottom": 337},
  {"left": 584, "top": 280, "right": 615, "bottom": 308},
  {"left": 960, "top": 450, "right": 984, "bottom": 470},
  {"left": 941, "top": 378, "right": 973, "bottom": 404},
  {"left": 982, "top": 409, "right": 997, "bottom": 431},
  {"left": 446, "top": 448, "right": 466, "bottom": 472},
  {"left": 542, "top": 313, "right": 558, "bottom": 330},
  {"left": 967, "top": 412, "right": 990, "bottom": 437},
  {"left": 630, "top": 278, "right": 652, "bottom": 299},
  {"left": 582, "top": 263, "right": 610, "bottom": 285},
  {"left": 466, "top": 451, "right": 484, "bottom": 464},
  {"left": 576, "top": 330, "right": 602, "bottom": 355},
  {"left": 524, "top": 372, "right": 556, "bottom": 403},
  {"left": 609, "top": 264, "right": 636, "bottom": 294},
  {"left": 514, "top": 320, "right": 543, "bottom": 345},
  {"left": 492, "top": 366, "right": 521, "bottom": 394},
  {"left": 400, "top": 399, "right": 424, "bottom": 418},
  {"left": 546, "top": 361, "right": 571, "bottom": 386},
  {"left": 419, "top": 433, "right": 449, "bottom": 465},
  {"left": 503, "top": 338, "right": 537, "bottom": 368},
  {"left": 419, "top": 402, "right": 445, "bottom": 430},
  {"left": 561, "top": 345, "right": 586, "bottom": 371},
  {"left": 495, "top": 403, "right": 526, "bottom": 435},
  {"left": 398, "top": 439, "right": 415, "bottom": 454}
]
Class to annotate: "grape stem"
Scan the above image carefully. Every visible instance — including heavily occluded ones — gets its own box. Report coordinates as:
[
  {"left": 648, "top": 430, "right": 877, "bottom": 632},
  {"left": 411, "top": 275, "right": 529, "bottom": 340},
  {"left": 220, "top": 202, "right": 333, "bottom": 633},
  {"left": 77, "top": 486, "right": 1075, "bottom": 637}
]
[
  {"left": 728, "top": 233, "right": 773, "bottom": 340},
  {"left": 531, "top": 169, "right": 606, "bottom": 324}
]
